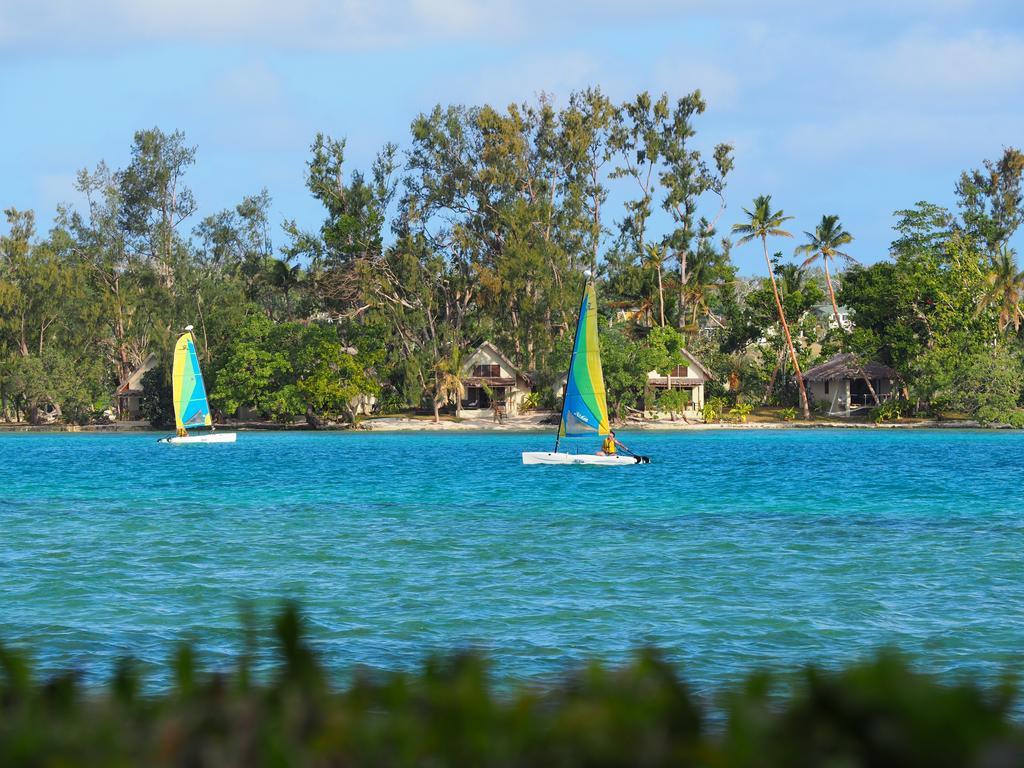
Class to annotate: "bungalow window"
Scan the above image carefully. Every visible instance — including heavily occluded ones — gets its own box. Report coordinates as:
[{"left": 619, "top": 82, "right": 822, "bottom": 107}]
[
  {"left": 473, "top": 364, "right": 500, "bottom": 377},
  {"left": 671, "top": 364, "right": 688, "bottom": 377},
  {"left": 824, "top": 380, "right": 829, "bottom": 394}
]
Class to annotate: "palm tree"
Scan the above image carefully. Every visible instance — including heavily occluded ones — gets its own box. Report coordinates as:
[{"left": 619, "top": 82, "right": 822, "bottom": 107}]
[
  {"left": 978, "top": 248, "right": 1024, "bottom": 333},
  {"left": 795, "top": 214, "right": 856, "bottom": 332},
  {"left": 682, "top": 249, "right": 717, "bottom": 329},
  {"left": 795, "top": 218, "right": 879, "bottom": 405},
  {"left": 266, "top": 258, "right": 302, "bottom": 320},
  {"left": 732, "top": 195, "right": 810, "bottom": 419},
  {"left": 643, "top": 242, "right": 667, "bottom": 326}
]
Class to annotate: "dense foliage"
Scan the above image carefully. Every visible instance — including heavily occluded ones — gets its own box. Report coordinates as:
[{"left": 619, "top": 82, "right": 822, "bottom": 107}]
[
  {"left": 1, "top": 95, "right": 1022, "bottom": 425},
  {"left": 0, "top": 606, "right": 1021, "bottom": 766}
]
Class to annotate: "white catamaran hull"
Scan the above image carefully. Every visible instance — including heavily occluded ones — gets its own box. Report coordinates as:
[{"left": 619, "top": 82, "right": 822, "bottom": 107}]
[
  {"left": 159, "top": 432, "right": 237, "bottom": 444},
  {"left": 521, "top": 451, "right": 643, "bottom": 466}
]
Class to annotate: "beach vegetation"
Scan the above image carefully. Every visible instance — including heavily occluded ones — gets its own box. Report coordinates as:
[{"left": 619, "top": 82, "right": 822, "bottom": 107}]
[
  {"left": 870, "top": 399, "right": 906, "bottom": 424},
  {"left": 656, "top": 388, "right": 690, "bottom": 420},
  {"left": 139, "top": 366, "right": 174, "bottom": 427},
  {"left": 0, "top": 607, "right": 1020, "bottom": 766},
  {"left": 0, "top": 106, "right": 1022, "bottom": 428},
  {"left": 519, "top": 391, "right": 541, "bottom": 413},
  {"left": 702, "top": 396, "right": 727, "bottom": 423},
  {"left": 728, "top": 402, "right": 753, "bottom": 423}
]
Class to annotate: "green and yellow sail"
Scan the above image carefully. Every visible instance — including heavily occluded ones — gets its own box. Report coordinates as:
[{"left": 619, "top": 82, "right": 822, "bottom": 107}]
[{"left": 558, "top": 281, "right": 611, "bottom": 438}]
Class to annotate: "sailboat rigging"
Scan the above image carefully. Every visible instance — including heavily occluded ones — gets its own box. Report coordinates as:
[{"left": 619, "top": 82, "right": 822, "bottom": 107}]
[
  {"left": 522, "top": 277, "right": 648, "bottom": 466},
  {"left": 158, "top": 326, "right": 237, "bottom": 444}
]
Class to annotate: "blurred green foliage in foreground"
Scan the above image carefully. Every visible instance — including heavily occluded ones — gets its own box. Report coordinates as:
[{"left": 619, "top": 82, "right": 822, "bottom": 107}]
[{"left": 2, "top": 605, "right": 1022, "bottom": 767}]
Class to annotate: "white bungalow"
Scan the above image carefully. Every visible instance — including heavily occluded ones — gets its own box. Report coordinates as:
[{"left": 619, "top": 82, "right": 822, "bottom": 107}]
[
  {"left": 114, "top": 353, "right": 158, "bottom": 420},
  {"left": 646, "top": 349, "right": 711, "bottom": 412},
  {"left": 811, "top": 302, "right": 854, "bottom": 332},
  {"left": 804, "top": 353, "right": 897, "bottom": 417},
  {"left": 613, "top": 306, "right": 652, "bottom": 326},
  {"left": 460, "top": 342, "right": 534, "bottom": 416}
]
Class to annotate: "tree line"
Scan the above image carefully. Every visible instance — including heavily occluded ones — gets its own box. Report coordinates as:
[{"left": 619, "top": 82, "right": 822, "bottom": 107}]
[{"left": 1, "top": 88, "right": 1022, "bottom": 425}]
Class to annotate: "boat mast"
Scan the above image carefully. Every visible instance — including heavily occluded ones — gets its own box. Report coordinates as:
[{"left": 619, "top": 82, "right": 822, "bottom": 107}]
[{"left": 554, "top": 275, "right": 591, "bottom": 454}]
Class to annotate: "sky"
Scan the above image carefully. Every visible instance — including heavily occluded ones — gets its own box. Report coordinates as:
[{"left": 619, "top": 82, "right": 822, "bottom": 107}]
[{"left": 1, "top": 0, "right": 1023, "bottom": 273}]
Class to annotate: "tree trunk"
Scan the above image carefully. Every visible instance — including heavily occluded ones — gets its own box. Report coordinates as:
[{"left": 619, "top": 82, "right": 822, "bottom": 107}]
[
  {"left": 824, "top": 259, "right": 844, "bottom": 334},
  {"left": 763, "top": 237, "right": 810, "bottom": 418},
  {"left": 305, "top": 406, "right": 324, "bottom": 429},
  {"left": 18, "top": 315, "right": 29, "bottom": 357},
  {"left": 678, "top": 249, "right": 688, "bottom": 329},
  {"left": 854, "top": 357, "right": 881, "bottom": 406},
  {"left": 657, "top": 262, "right": 665, "bottom": 326}
]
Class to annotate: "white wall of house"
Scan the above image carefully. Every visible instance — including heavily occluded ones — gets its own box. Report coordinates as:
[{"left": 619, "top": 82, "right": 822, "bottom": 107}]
[
  {"left": 461, "top": 343, "right": 531, "bottom": 415},
  {"left": 809, "top": 378, "right": 849, "bottom": 415},
  {"left": 645, "top": 360, "right": 706, "bottom": 412},
  {"left": 809, "top": 378, "right": 894, "bottom": 415}
]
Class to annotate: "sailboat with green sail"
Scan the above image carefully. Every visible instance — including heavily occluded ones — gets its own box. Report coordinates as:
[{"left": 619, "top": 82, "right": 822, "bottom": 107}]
[
  {"left": 522, "top": 277, "right": 648, "bottom": 466},
  {"left": 158, "top": 326, "right": 236, "bottom": 444}
]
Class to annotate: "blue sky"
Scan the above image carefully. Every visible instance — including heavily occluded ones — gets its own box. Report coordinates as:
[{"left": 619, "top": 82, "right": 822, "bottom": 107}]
[{"left": 2, "top": 0, "right": 1022, "bottom": 273}]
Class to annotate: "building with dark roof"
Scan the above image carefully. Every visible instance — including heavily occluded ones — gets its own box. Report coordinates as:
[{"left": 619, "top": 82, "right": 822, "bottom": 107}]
[{"left": 803, "top": 353, "right": 898, "bottom": 416}]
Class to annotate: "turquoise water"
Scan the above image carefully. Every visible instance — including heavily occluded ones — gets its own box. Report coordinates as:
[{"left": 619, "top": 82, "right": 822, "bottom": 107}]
[{"left": 2, "top": 429, "right": 1023, "bottom": 690}]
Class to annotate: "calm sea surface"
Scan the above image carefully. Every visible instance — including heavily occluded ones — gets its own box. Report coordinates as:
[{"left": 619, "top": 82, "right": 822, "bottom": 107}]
[{"left": 2, "top": 429, "right": 1023, "bottom": 691}]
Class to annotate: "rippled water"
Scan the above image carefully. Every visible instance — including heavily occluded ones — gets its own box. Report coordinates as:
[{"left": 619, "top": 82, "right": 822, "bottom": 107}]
[{"left": 2, "top": 429, "right": 1023, "bottom": 690}]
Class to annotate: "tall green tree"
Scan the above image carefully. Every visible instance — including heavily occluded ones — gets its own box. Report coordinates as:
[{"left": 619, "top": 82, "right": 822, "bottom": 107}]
[
  {"left": 977, "top": 248, "right": 1024, "bottom": 333},
  {"left": 732, "top": 195, "right": 810, "bottom": 418},
  {"left": 956, "top": 147, "right": 1024, "bottom": 254},
  {"left": 658, "top": 92, "right": 733, "bottom": 329},
  {"left": 795, "top": 214, "right": 856, "bottom": 332},
  {"left": 116, "top": 128, "right": 197, "bottom": 282}
]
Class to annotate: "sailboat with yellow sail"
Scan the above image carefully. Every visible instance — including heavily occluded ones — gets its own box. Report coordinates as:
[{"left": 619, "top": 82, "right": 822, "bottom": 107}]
[
  {"left": 158, "top": 326, "right": 236, "bottom": 444},
  {"left": 522, "top": 277, "right": 648, "bottom": 466}
]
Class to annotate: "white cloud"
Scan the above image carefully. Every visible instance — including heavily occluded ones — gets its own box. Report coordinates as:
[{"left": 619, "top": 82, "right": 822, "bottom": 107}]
[
  {"left": 0, "top": 0, "right": 526, "bottom": 51},
  {"left": 753, "top": 27, "right": 1024, "bottom": 166},
  {"left": 872, "top": 29, "right": 1024, "bottom": 99}
]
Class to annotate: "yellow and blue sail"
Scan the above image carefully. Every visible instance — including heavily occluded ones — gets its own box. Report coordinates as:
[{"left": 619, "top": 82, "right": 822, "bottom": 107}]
[
  {"left": 558, "top": 282, "right": 610, "bottom": 438},
  {"left": 172, "top": 332, "right": 213, "bottom": 431}
]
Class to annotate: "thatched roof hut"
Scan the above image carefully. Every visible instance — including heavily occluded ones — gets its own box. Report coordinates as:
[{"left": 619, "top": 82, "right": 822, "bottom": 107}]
[{"left": 803, "top": 353, "right": 897, "bottom": 382}]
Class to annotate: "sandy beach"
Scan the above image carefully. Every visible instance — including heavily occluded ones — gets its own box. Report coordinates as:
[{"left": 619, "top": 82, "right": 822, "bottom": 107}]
[
  {"left": 361, "top": 412, "right": 982, "bottom": 431},
  {"left": 0, "top": 411, "right": 984, "bottom": 433}
]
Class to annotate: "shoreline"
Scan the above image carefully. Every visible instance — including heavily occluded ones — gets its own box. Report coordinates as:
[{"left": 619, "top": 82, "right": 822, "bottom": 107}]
[{"left": 0, "top": 415, "right": 987, "bottom": 433}]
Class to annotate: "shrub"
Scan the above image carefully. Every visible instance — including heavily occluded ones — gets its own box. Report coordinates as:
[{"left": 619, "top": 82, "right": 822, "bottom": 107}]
[
  {"left": 728, "top": 403, "right": 753, "bottom": 423},
  {"left": 375, "top": 385, "right": 407, "bottom": 414},
  {"left": 779, "top": 407, "right": 797, "bottom": 421},
  {"left": 871, "top": 399, "right": 906, "bottom": 424},
  {"left": 520, "top": 391, "right": 541, "bottom": 413},
  {"left": 702, "top": 396, "right": 728, "bottom": 423},
  {"left": 139, "top": 366, "right": 174, "bottom": 427},
  {"left": 977, "top": 406, "right": 1024, "bottom": 428},
  {"left": 657, "top": 388, "right": 690, "bottom": 419},
  {"left": 0, "top": 608, "right": 1020, "bottom": 766}
]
